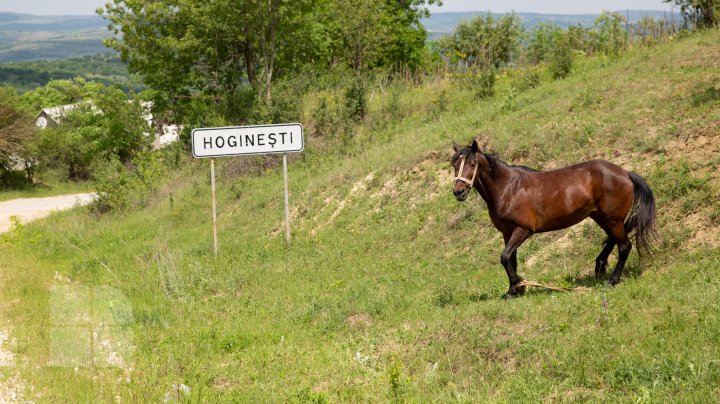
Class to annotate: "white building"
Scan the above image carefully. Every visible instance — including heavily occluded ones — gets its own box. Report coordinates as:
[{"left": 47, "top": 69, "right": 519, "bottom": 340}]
[
  {"left": 35, "top": 103, "right": 83, "bottom": 129},
  {"left": 35, "top": 101, "right": 180, "bottom": 150}
]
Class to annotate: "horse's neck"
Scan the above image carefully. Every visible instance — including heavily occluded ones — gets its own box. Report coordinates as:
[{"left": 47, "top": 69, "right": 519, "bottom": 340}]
[{"left": 477, "top": 161, "right": 516, "bottom": 208}]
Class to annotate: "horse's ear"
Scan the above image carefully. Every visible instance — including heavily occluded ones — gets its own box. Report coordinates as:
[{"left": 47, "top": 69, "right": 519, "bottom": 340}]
[
  {"left": 471, "top": 139, "right": 479, "bottom": 153},
  {"left": 452, "top": 141, "right": 459, "bottom": 152}
]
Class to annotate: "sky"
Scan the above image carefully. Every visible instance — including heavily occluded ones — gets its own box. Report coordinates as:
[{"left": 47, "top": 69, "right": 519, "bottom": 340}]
[
  {"left": 0, "top": 0, "right": 675, "bottom": 16},
  {"left": 0, "top": 0, "right": 104, "bottom": 15}
]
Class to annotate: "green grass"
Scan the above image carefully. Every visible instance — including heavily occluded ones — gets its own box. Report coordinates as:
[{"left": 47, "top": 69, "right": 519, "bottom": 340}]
[
  {"left": 1, "top": 30, "right": 720, "bottom": 402},
  {"left": 0, "top": 177, "right": 93, "bottom": 202}
]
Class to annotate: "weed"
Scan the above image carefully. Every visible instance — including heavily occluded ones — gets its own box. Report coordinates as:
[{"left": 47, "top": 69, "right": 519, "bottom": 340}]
[
  {"left": 689, "top": 83, "right": 720, "bottom": 106},
  {"left": 293, "top": 387, "right": 328, "bottom": 403},
  {"left": 572, "top": 90, "right": 604, "bottom": 110},
  {"left": 385, "top": 83, "right": 404, "bottom": 121},
  {"left": 513, "top": 67, "right": 541, "bottom": 92},
  {"left": 650, "top": 159, "right": 710, "bottom": 212},
  {"left": 434, "top": 287, "right": 456, "bottom": 307},
  {"left": 344, "top": 77, "right": 367, "bottom": 122},
  {"left": 474, "top": 69, "right": 496, "bottom": 99},
  {"left": 312, "top": 96, "right": 341, "bottom": 139},
  {"left": 430, "top": 89, "right": 449, "bottom": 118},
  {"left": 387, "top": 357, "right": 404, "bottom": 402},
  {"left": 499, "top": 86, "right": 519, "bottom": 113}
]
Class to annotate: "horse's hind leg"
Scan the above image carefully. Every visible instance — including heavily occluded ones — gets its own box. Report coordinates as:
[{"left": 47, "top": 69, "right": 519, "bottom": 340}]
[
  {"left": 607, "top": 221, "right": 632, "bottom": 286},
  {"left": 590, "top": 213, "right": 615, "bottom": 280}
]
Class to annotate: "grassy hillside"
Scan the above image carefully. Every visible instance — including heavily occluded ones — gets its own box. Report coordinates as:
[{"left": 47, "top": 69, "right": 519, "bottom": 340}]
[{"left": 1, "top": 31, "right": 719, "bottom": 401}]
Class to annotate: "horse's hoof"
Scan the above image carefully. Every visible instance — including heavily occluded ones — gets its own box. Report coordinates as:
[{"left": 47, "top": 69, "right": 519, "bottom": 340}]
[
  {"left": 506, "top": 284, "right": 526, "bottom": 297},
  {"left": 595, "top": 270, "right": 606, "bottom": 281},
  {"left": 606, "top": 278, "right": 620, "bottom": 287}
]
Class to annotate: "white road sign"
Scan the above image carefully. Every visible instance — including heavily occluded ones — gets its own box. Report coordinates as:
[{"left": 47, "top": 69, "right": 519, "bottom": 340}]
[{"left": 192, "top": 123, "right": 304, "bottom": 158}]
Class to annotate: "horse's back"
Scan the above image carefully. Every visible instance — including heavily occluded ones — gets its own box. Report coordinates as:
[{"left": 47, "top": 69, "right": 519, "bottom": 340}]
[
  {"left": 541, "top": 159, "right": 624, "bottom": 175},
  {"left": 515, "top": 159, "right": 634, "bottom": 231},
  {"left": 554, "top": 159, "right": 634, "bottom": 220}
]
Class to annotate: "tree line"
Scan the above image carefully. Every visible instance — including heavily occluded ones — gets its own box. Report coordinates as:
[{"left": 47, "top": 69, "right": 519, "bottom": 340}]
[{"left": 0, "top": 54, "right": 143, "bottom": 93}]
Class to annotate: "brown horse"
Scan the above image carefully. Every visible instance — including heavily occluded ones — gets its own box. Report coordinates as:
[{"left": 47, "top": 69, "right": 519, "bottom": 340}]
[{"left": 451, "top": 140, "right": 657, "bottom": 296}]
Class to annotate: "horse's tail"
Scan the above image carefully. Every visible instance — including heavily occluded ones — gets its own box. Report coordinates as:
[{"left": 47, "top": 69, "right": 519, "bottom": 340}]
[{"left": 625, "top": 171, "right": 657, "bottom": 258}]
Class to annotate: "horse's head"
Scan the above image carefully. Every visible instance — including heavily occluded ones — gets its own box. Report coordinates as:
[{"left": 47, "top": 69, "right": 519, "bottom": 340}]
[{"left": 451, "top": 139, "right": 481, "bottom": 201}]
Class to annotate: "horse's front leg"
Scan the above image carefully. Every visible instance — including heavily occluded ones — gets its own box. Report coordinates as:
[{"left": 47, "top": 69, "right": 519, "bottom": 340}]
[{"left": 501, "top": 227, "right": 533, "bottom": 296}]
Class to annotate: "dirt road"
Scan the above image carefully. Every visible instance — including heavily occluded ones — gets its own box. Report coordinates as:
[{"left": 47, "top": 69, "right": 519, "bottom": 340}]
[{"left": 0, "top": 193, "right": 96, "bottom": 233}]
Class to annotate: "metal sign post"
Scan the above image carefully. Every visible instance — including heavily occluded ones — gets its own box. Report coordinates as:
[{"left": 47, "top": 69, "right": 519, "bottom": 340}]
[
  {"left": 211, "top": 158, "right": 218, "bottom": 255},
  {"left": 191, "top": 123, "right": 304, "bottom": 252},
  {"left": 283, "top": 154, "right": 291, "bottom": 243}
]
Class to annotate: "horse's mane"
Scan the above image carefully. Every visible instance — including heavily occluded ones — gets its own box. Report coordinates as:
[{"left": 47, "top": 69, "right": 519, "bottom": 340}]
[
  {"left": 485, "top": 154, "right": 539, "bottom": 177},
  {"left": 484, "top": 153, "right": 497, "bottom": 178},
  {"left": 512, "top": 164, "right": 539, "bottom": 173}
]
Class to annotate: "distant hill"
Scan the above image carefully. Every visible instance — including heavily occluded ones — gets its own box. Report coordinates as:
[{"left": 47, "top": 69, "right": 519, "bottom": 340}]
[
  {"left": 423, "top": 10, "right": 681, "bottom": 40},
  {"left": 0, "top": 53, "right": 143, "bottom": 92},
  {"left": 0, "top": 12, "right": 108, "bottom": 62}
]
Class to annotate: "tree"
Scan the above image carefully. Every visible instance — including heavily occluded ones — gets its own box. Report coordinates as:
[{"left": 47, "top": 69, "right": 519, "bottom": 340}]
[
  {"left": 99, "top": 0, "right": 440, "bottom": 117},
  {"left": 19, "top": 78, "right": 104, "bottom": 112},
  {"left": 373, "top": 0, "right": 441, "bottom": 71},
  {"left": 527, "top": 23, "right": 563, "bottom": 64},
  {"left": 36, "top": 106, "right": 100, "bottom": 180},
  {"left": 549, "top": 32, "right": 573, "bottom": 80},
  {"left": 94, "top": 87, "right": 151, "bottom": 164},
  {"left": 332, "top": 0, "right": 386, "bottom": 71},
  {"left": 100, "top": 0, "right": 313, "bottom": 108},
  {"left": 592, "top": 11, "right": 628, "bottom": 57},
  {"left": 436, "top": 13, "right": 523, "bottom": 68},
  {"left": 665, "top": 0, "right": 719, "bottom": 28},
  {"left": 0, "top": 86, "right": 37, "bottom": 185}
]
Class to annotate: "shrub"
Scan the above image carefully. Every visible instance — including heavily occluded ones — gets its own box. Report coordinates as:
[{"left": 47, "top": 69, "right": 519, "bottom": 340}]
[
  {"left": 94, "top": 87, "right": 152, "bottom": 163},
  {"left": 252, "top": 80, "right": 303, "bottom": 125},
  {"left": 218, "top": 87, "right": 256, "bottom": 125},
  {"left": 0, "top": 86, "right": 37, "bottom": 187},
  {"left": 430, "top": 89, "right": 449, "bottom": 117},
  {"left": 92, "top": 157, "right": 143, "bottom": 212},
  {"left": 36, "top": 108, "right": 100, "bottom": 181},
  {"left": 344, "top": 77, "right": 367, "bottom": 122},
  {"left": 499, "top": 86, "right": 519, "bottom": 113},
  {"left": 384, "top": 83, "right": 404, "bottom": 121},
  {"left": 0, "top": 170, "right": 30, "bottom": 189},
  {"left": 442, "top": 13, "right": 524, "bottom": 68},
  {"left": 513, "top": 67, "right": 541, "bottom": 92},
  {"left": 312, "top": 96, "right": 341, "bottom": 138},
  {"left": 92, "top": 152, "right": 166, "bottom": 212},
  {"left": 475, "top": 68, "right": 496, "bottom": 99},
  {"left": 549, "top": 35, "right": 573, "bottom": 80}
]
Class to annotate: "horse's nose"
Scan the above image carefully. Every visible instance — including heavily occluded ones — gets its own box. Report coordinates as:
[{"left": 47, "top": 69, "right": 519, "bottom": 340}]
[{"left": 453, "top": 188, "right": 464, "bottom": 197}]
